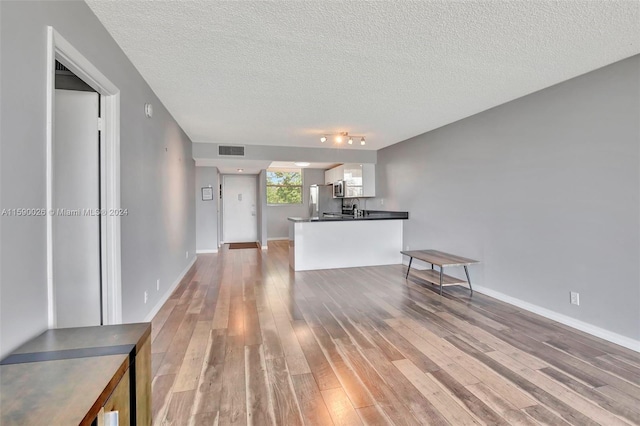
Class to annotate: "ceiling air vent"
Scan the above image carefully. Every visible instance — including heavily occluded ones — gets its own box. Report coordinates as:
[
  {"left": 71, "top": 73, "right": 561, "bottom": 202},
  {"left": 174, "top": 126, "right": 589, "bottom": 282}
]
[{"left": 218, "top": 145, "right": 245, "bottom": 157}]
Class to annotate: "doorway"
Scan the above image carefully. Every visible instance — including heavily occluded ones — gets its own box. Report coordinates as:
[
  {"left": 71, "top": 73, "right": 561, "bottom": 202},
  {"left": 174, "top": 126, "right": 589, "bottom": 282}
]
[
  {"left": 53, "top": 84, "right": 101, "bottom": 327},
  {"left": 47, "top": 27, "right": 122, "bottom": 327},
  {"left": 222, "top": 175, "right": 258, "bottom": 243}
]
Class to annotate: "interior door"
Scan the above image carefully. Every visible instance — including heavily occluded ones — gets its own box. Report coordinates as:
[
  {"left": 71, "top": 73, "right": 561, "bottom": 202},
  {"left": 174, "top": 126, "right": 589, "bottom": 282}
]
[
  {"left": 53, "top": 89, "right": 101, "bottom": 328},
  {"left": 223, "top": 175, "right": 258, "bottom": 243}
]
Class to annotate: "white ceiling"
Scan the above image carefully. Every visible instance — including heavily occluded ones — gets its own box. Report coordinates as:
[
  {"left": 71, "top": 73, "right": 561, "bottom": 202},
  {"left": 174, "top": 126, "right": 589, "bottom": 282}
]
[{"left": 87, "top": 1, "right": 639, "bottom": 151}]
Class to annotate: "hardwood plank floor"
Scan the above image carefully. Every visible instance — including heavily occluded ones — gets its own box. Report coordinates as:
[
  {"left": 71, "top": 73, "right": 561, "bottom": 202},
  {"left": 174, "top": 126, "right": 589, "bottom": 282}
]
[{"left": 151, "top": 241, "right": 640, "bottom": 425}]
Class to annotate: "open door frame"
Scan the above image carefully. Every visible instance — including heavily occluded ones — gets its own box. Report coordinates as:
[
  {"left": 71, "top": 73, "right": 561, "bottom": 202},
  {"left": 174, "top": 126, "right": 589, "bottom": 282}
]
[{"left": 46, "top": 27, "right": 122, "bottom": 327}]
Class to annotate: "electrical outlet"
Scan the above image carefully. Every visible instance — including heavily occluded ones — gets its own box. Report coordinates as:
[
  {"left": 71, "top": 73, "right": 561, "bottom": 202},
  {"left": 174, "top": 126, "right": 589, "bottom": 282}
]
[
  {"left": 406, "top": 245, "right": 410, "bottom": 250},
  {"left": 186, "top": 251, "right": 189, "bottom": 259},
  {"left": 144, "top": 291, "right": 148, "bottom": 304},
  {"left": 380, "top": 198, "right": 385, "bottom": 206},
  {"left": 156, "top": 279, "right": 160, "bottom": 291},
  {"left": 570, "top": 291, "right": 580, "bottom": 306}
]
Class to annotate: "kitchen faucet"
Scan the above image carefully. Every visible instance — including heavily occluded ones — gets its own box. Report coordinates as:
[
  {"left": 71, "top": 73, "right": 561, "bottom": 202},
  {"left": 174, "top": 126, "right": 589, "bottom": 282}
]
[{"left": 352, "top": 198, "right": 363, "bottom": 217}]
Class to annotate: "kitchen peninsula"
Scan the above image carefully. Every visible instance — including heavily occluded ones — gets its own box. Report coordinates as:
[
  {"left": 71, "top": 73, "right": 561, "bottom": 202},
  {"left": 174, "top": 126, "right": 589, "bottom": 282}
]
[{"left": 288, "top": 210, "right": 408, "bottom": 271}]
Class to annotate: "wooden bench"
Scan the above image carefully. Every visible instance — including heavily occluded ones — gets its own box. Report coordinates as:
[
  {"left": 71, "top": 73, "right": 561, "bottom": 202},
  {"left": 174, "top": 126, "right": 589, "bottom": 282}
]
[{"left": 401, "top": 249, "right": 479, "bottom": 296}]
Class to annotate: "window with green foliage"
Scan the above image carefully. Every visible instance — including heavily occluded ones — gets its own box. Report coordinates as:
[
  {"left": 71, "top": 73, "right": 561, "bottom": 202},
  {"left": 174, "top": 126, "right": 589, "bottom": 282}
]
[{"left": 267, "top": 169, "right": 303, "bottom": 205}]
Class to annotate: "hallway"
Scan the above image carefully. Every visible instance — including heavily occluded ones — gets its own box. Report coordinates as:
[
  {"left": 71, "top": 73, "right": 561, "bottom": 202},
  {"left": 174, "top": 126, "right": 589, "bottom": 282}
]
[{"left": 150, "top": 241, "right": 640, "bottom": 425}]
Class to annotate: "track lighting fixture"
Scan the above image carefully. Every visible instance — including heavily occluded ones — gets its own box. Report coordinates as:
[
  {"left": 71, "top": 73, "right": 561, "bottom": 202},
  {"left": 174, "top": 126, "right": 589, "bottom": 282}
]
[{"left": 319, "top": 132, "right": 366, "bottom": 147}]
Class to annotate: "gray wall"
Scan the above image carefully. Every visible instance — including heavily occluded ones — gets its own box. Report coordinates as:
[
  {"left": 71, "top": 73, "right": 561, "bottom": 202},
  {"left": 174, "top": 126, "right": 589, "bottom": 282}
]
[
  {"left": 373, "top": 55, "right": 640, "bottom": 341},
  {"left": 258, "top": 170, "right": 268, "bottom": 247},
  {"left": 0, "top": 1, "right": 196, "bottom": 357},
  {"left": 267, "top": 169, "right": 326, "bottom": 239},
  {"left": 196, "top": 167, "right": 219, "bottom": 252}
]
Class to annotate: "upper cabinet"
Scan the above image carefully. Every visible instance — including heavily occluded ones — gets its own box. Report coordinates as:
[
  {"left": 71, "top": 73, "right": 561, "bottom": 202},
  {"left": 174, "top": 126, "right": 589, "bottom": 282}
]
[
  {"left": 324, "top": 165, "right": 344, "bottom": 185},
  {"left": 325, "top": 163, "right": 376, "bottom": 197}
]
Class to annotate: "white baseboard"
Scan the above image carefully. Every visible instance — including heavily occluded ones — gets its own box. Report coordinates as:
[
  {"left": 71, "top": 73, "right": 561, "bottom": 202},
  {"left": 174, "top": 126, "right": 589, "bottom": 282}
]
[
  {"left": 196, "top": 249, "right": 218, "bottom": 254},
  {"left": 265, "top": 237, "right": 288, "bottom": 249},
  {"left": 144, "top": 257, "right": 196, "bottom": 322},
  {"left": 472, "top": 285, "right": 639, "bottom": 352},
  {"left": 401, "top": 258, "right": 639, "bottom": 352}
]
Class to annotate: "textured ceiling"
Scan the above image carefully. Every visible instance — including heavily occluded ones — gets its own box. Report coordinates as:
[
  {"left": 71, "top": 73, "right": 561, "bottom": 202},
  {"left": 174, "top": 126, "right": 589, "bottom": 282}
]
[{"left": 86, "top": 1, "right": 639, "bottom": 151}]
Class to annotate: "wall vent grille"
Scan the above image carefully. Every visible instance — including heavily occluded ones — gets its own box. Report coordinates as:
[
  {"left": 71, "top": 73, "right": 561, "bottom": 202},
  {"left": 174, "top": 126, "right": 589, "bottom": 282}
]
[
  {"left": 55, "top": 61, "right": 70, "bottom": 72},
  {"left": 218, "top": 145, "right": 245, "bottom": 157}
]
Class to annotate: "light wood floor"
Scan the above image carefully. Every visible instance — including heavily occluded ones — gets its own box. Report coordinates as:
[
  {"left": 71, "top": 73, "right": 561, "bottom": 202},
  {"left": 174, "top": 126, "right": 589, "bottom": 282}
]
[{"left": 151, "top": 241, "right": 640, "bottom": 425}]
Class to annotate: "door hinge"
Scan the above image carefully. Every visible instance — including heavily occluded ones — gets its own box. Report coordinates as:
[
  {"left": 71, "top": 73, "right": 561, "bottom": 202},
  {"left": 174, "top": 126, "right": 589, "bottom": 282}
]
[{"left": 98, "top": 117, "right": 103, "bottom": 131}]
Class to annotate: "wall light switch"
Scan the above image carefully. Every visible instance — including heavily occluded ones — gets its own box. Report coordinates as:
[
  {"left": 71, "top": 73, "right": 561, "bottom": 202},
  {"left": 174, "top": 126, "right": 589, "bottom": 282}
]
[{"left": 104, "top": 411, "right": 119, "bottom": 426}]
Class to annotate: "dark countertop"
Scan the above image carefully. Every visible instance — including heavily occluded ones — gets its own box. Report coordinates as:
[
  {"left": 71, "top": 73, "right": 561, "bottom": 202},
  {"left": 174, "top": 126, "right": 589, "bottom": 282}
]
[
  {"left": 288, "top": 210, "right": 408, "bottom": 222},
  {"left": 9, "top": 322, "right": 151, "bottom": 355}
]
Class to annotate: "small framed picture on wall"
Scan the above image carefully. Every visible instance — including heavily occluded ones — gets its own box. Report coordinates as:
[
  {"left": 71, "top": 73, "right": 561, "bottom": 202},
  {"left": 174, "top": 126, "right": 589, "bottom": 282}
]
[{"left": 202, "top": 186, "right": 213, "bottom": 201}]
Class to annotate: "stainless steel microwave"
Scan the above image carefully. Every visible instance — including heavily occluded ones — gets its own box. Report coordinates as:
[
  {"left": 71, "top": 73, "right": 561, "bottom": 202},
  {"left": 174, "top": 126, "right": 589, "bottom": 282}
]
[{"left": 333, "top": 180, "right": 344, "bottom": 198}]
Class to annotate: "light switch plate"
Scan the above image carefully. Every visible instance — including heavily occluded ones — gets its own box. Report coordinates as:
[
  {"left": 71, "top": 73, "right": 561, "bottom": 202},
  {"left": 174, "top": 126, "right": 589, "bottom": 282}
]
[{"left": 104, "top": 410, "right": 119, "bottom": 426}]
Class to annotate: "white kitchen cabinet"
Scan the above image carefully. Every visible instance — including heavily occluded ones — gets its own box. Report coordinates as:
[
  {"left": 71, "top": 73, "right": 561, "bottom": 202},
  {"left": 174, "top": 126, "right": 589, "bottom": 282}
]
[
  {"left": 324, "top": 169, "right": 333, "bottom": 185},
  {"left": 325, "top": 163, "right": 376, "bottom": 197},
  {"left": 334, "top": 165, "right": 344, "bottom": 184},
  {"left": 324, "top": 165, "right": 344, "bottom": 185}
]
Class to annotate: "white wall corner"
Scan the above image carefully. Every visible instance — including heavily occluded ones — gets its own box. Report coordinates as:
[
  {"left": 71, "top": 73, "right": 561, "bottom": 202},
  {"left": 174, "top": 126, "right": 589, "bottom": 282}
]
[{"left": 144, "top": 257, "right": 196, "bottom": 322}]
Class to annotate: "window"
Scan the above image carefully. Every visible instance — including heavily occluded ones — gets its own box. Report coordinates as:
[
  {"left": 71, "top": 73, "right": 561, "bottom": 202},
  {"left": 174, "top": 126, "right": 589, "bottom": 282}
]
[{"left": 267, "top": 169, "right": 303, "bottom": 205}]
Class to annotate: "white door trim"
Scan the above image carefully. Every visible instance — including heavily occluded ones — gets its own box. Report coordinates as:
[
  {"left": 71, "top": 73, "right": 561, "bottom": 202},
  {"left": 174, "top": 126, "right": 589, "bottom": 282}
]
[{"left": 46, "top": 27, "right": 122, "bottom": 327}]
